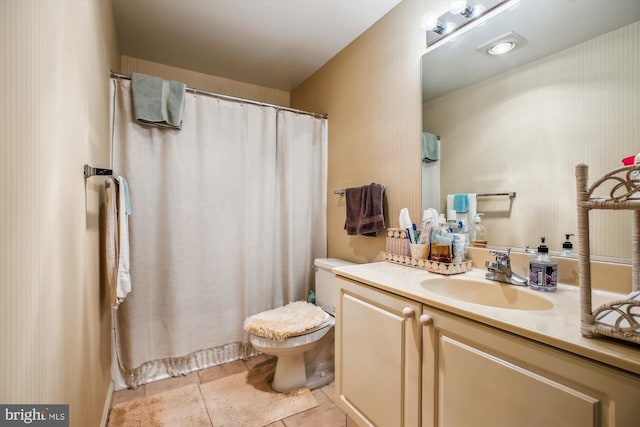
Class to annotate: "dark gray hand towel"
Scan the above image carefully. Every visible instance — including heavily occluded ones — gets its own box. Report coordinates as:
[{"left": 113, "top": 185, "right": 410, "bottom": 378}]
[{"left": 344, "top": 183, "right": 386, "bottom": 236}]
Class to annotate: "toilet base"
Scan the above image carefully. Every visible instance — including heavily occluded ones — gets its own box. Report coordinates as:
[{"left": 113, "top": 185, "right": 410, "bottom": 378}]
[
  {"left": 305, "top": 366, "right": 334, "bottom": 390},
  {"left": 271, "top": 353, "right": 306, "bottom": 392},
  {"left": 271, "top": 354, "right": 335, "bottom": 392}
]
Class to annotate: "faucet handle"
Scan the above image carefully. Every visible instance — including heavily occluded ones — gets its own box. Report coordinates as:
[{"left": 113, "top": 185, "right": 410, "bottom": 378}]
[
  {"left": 489, "top": 248, "right": 512, "bottom": 265},
  {"left": 485, "top": 260, "right": 498, "bottom": 270}
]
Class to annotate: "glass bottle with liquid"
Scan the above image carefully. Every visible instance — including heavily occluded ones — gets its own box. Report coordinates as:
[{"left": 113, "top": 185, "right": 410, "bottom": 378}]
[
  {"left": 431, "top": 214, "right": 453, "bottom": 263},
  {"left": 470, "top": 213, "right": 487, "bottom": 248}
]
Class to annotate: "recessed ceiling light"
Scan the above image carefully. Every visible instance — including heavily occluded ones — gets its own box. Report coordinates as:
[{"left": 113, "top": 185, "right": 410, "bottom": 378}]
[
  {"left": 488, "top": 41, "right": 515, "bottom": 55},
  {"left": 476, "top": 31, "right": 527, "bottom": 56}
]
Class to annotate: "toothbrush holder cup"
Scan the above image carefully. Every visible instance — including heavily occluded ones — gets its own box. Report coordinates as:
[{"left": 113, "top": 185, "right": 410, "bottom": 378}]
[{"left": 410, "top": 243, "right": 430, "bottom": 260}]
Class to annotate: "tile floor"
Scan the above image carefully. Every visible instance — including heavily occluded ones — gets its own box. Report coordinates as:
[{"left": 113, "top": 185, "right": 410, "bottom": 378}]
[{"left": 110, "top": 355, "right": 347, "bottom": 427}]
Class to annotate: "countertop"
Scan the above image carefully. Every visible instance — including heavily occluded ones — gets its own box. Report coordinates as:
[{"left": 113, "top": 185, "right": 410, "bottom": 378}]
[{"left": 333, "top": 261, "right": 640, "bottom": 376}]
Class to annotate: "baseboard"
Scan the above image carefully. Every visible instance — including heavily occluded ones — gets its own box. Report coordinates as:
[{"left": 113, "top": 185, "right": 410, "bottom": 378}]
[{"left": 100, "top": 381, "right": 115, "bottom": 427}]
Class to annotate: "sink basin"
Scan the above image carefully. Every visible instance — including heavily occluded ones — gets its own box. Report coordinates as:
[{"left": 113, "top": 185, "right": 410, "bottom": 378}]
[{"left": 421, "top": 277, "right": 554, "bottom": 311}]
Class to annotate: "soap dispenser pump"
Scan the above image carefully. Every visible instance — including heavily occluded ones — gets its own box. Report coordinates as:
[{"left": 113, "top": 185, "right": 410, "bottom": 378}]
[
  {"left": 470, "top": 213, "right": 487, "bottom": 248},
  {"left": 562, "top": 233, "right": 574, "bottom": 256},
  {"left": 529, "top": 237, "right": 557, "bottom": 292}
]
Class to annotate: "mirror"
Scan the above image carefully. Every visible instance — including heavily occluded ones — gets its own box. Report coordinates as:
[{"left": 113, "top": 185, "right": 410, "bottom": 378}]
[{"left": 421, "top": 0, "right": 640, "bottom": 258}]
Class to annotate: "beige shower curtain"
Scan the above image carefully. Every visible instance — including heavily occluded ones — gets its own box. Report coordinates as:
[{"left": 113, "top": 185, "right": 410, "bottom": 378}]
[{"left": 110, "top": 78, "right": 327, "bottom": 388}]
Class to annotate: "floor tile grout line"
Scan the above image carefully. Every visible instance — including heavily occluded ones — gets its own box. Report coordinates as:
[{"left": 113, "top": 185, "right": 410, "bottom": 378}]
[{"left": 196, "top": 382, "right": 215, "bottom": 427}]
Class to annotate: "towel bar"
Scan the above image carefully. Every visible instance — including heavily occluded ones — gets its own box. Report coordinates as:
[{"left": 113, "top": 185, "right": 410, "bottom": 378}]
[
  {"left": 84, "top": 164, "right": 112, "bottom": 179},
  {"left": 477, "top": 192, "right": 516, "bottom": 198},
  {"left": 334, "top": 189, "right": 345, "bottom": 195}
]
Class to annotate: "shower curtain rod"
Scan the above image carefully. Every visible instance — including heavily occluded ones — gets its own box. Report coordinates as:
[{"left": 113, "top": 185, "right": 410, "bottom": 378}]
[{"left": 110, "top": 72, "right": 328, "bottom": 119}]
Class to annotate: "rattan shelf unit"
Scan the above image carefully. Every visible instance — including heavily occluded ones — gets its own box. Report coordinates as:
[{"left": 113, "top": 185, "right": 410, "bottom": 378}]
[{"left": 576, "top": 163, "right": 640, "bottom": 345}]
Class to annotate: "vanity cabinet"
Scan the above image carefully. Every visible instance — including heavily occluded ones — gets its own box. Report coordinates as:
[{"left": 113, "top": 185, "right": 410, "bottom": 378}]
[
  {"left": 422, "top": 305, "right": 640, "bottom": 427},
  {"left": 335, "top": 273, "right": 640, "bottom": 427},
  {"left": 335, "top": 276, "right": 421, "bottom": 427}
]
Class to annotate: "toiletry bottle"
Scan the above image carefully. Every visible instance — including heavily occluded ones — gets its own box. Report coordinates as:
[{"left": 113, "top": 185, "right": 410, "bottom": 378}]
[
  {"left": 470, "top": 213, "right": 487, "bottom": 247},
  {"left": 450, "top": 218, "right": 468, "bottom": 263},
  {"left": 529, "top": 237, "right": 557, "bottom": 292},
  {"left": 562, "top": 233, "right": 574, "bottom": 256},
  {"left": 419, "top": 214, "right": 433, "bottom": 245},
  {"left": 431, "top": 214, "right": 453, "bottom": 263},
  {"left": 446, "top": 209, "right": 460, "bottom": 233},
  {"left": 451, "top": 230, "right": 467, "bottom": 263}
]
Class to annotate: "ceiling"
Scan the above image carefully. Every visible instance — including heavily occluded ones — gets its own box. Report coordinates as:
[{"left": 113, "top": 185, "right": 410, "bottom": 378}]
[{"left": 112, "top": 0, "right": 401, "bottom": 92}]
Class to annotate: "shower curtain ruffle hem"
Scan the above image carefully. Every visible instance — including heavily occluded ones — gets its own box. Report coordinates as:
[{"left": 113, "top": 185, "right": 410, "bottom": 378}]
[{"left": 117, "top": 340, "right": 259, "bottom": 389}]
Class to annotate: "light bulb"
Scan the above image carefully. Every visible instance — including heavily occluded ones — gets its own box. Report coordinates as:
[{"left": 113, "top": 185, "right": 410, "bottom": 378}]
[
  {"left": 444, "top": 22, "right": 458, "bottom": 34},
  {"left": 448, "top": 0, "right": 467, "bottom": 14},
  {"left": 488, "top": 41, "right": 515, "bottom": 55},
  {"left": 420, "top": 12, "right": 439, "bottom": 31}
]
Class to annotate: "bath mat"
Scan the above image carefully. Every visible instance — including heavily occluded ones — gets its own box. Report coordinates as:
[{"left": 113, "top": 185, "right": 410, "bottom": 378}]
[
  {"left": 107, "top": 383, "right": 210, "bottom": 427},
  {"left": 200, "top": 363, "right": 318, "bottom": 427}
]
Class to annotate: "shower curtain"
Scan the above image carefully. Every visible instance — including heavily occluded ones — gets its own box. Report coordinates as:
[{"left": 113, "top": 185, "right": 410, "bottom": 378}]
[{"left": 110, "top": 78, "right": 327, "bottom": 388}]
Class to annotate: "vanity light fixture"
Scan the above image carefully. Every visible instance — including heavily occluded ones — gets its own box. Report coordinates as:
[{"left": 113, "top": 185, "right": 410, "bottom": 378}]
[
  {"left": 449, "top": 0, "right": 469, "bottom": 15},
  {"left": 449, "top": 0, "right": 475, "bottom": 18},
  {"left": 421, "top": 12, "right": 445, "bottom": 34},
  {"left": 424, "top": 0, "right": 516, "bottom": 52}
]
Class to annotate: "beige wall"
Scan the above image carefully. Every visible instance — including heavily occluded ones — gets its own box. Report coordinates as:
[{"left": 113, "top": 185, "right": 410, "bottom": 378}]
[
  {"left": 291, "top": 0, "right": 433, "bottom": 263},
  {"left": 424, "top": 20, "right": 640, "bottom": 258},
  {"left": 121, "top": 55, "right": 291, "bottom": 107},
  {"left": 0, "top": 1, "right": 120, "bottom": 426}
]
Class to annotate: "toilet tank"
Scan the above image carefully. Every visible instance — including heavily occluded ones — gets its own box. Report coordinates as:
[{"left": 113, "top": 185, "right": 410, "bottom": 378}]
[{"left": 314, "top": 258, "right": 355, "bottom": 315}]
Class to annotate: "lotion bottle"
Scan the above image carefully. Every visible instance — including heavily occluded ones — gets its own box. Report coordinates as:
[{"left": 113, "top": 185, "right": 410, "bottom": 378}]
[
  {"left": 562, "top": 233, "right": 574, "bottom": 256},
  {"left": 529, "top": 237, "right": 557, "bottom": 292}
]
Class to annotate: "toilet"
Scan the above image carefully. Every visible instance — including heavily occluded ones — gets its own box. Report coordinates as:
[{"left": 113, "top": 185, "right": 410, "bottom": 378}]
[{"left": 244, "top": 258, "right": 354, "bottom": 392}]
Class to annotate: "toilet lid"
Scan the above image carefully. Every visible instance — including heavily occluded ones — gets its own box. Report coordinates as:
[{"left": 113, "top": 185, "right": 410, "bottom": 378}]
[{"left": 244, "top": 301, "right": 331, "bottom": 340}]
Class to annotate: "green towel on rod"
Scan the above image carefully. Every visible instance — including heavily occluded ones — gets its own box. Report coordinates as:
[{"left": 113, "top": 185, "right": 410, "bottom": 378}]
[
  {"left": 131, "top": 72, "right": 186, "bottom": 130},
  {"left": 422, "top": 132, "right": 439, "bottom": 161}
]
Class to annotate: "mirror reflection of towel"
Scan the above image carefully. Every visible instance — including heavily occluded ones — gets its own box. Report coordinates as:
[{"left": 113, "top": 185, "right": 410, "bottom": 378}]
[
  {"left": 344, "top": 183, "right": 386, "bottom": 236},
  {"left": 446, "top": 193, "right": 476, "bottom": 230},
  {"left": 422, "top": 132, "right": 439, "bottom": 161},
  {"left": 453, "top": 194, "right": 468, "bottom": 213}
]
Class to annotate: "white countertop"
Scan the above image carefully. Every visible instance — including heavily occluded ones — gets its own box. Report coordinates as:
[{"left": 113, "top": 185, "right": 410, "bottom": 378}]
[{"left": 333, "top": 261, "right": 640, "bottom": 376}]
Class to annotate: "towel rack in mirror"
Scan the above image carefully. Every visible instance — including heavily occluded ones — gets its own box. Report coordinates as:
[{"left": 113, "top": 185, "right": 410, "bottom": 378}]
[{"left": 477, "top": 192, "right": 516, "bottom": 198}]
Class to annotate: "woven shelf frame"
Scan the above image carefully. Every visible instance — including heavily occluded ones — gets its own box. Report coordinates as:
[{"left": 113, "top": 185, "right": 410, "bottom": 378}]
[{"left": 576, "top": 163, "right": 640, "bottom": 344}]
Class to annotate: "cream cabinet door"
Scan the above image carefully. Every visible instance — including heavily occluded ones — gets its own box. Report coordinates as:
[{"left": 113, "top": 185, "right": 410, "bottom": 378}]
[
  {"left": 422, "top": 305, "right": 640, "bottom": 427},
  {"left": 335, "top": 276, "right": 421, "bottom": 427}
]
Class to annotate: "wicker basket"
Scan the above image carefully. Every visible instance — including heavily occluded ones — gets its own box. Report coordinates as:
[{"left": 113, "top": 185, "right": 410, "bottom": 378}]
[
  {"left": 385, "top": 228, "right": 410, "bottom": 257},
  {"left": 382, "top": 251, "right": 472, "bottom": 275},
  {"left": 384, "top": 228, "right": 471, "bottom": 275},
  {"left": 576, "top": 163, "right": 640, "bottom": 345}
]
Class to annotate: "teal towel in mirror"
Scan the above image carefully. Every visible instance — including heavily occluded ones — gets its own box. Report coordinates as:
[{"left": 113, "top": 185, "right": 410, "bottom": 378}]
[
  {"left": 454, "top": 193, "right": 468, "bottom": 213},
  {"left": 422, "top": 132, "right": 439, "bottom": 161}
]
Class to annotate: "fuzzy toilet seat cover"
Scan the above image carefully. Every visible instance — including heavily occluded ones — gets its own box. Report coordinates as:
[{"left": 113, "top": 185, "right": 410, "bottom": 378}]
[{"left": 244, "top": 301, "right": 330, "bottom": 340}]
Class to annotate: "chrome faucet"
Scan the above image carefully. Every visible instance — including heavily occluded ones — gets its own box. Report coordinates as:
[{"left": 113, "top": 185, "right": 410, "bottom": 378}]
[{"left": 485, "top": 248, "right": 528, "bottom": 286}]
